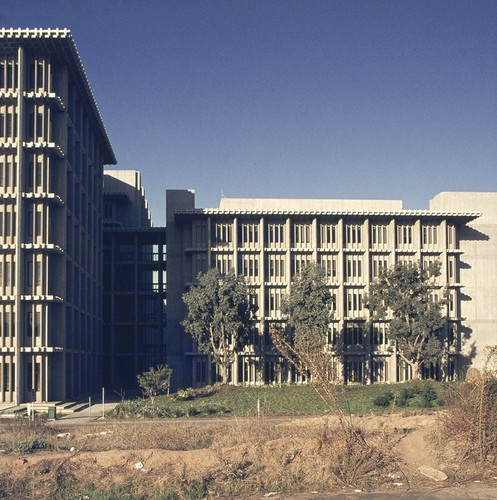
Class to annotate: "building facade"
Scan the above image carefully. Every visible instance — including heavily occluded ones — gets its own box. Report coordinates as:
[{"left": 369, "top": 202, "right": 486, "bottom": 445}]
[
  {"left": 430, "top": 192, "right": 497, "bottom": 371},
  {"left": 0, "top": 29, "right": 116, "bottom": 404},
  {"left": 166, "top": 190, "right": 482, "bottom": 388},
  {"left": 103, "top": 170, "right": 167, "bottom": 390}
]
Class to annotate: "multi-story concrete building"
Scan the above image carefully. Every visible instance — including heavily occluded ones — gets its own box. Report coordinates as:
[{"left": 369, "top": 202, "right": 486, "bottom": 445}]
[
  {"left": 103, "top": 170, "right": 167, "bottom": 390},
  {"left": 166, "top": 190, "right": 485, "bottom": 387},
  {"left": 0, "top": 28, "right": 116, "bottom": 404}
]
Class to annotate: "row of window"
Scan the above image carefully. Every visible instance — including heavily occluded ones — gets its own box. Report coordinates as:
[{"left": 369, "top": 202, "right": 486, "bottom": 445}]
[
  {"left": 0, "top": 360, "right": 43, "bottom": 394},
  {"left": 0, "top": 58, "right": 52, "bottom": 92},
  {"left": 198, "top": 221, "right": 458, "bottom": 249},
  {"left": 261, "top": 287, "right": 458, "bottom": 318},
  {"left": 203, "top": 253, "right": 456, "bottom": 283},
  {"left": 192, "top": 354, "right": 444, "bottom": 385}
]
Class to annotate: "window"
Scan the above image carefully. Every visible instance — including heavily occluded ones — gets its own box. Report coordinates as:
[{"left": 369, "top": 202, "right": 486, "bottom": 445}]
[
  {"left": 213, "top": 253, "right": 232, "bottom": 274},
  {"left": 397, "top": 224, "right": 413, "bottom": 246},
  {"left": 266, "top": 223, "right": 285, "bottom": 247},
  {"left": 35, "top": 209, "right": 42, "bottom": 238},
  {"left": 193, "top": 253, "right": 207, "bottom": 277},
  {"left": 103, "top": 202, "right": 113, "bottom": 219},
  {"left": 346, "top": 255, "right": 363, "bottom": 282},
  {"left": 27, "top": 209, "right": 33, "bottom": 237},
  {"left": 265, "top": 253, "right": 285, "bottom": 281},
  {"left": 292, "top": 223, "right": 312, "bottom": 247},
  {"left": 448, "top": 256, "right": 457, "bottom": 283},
  {"left": 396, "top": 253, "right": 415, "bottom": 266},
  {"left": 212, "top": 222, "right": 232, "bottom": 245},
  {"left": 265, "top": 288, "right": 284, "bottom": 317},
  {"left": 371, "top": 323, "right": 388, "bottom": 348},
  {"left": 422, "top": 225, "right": 438, "bottom": 247},
  {"left": 345, "top": 324, "right": 363, "bottom": 346},
  {"left": 448, "top": 290, "right": 457, "bottom": 318},
  {"left": 346, "top": 224, "right": 362, "bottom": 246},
  {"left": 330, "top": 290, "right": 338, "bottom": 314},
  {"left": 372, "top": 358, "right": 389, "bottom": 383},
  {"left": 195, "top": 360, "right": 207, "bottom": 384},
  {"left": 447, "top": 225, "right": 456, "bottom": 249},
  {"left": 193, "top": 220, "right": 207, "bottom": 246},
  {"left": 422, "top": 256, "right": 441, "bottom": 278},
  {"left": 240, "top": 253, "right": 259, "bottom": 280},
  {"left": 371, "top": 255, "right": 388, "bottom": 278},
  {"left": 319, "top": 223, "right": 337, "bottom": 248},
  {"left": 345, "top": 358, "right": 364, "bottom": 383},
  {"left": 346, "top": 289, "right": 364, "bottom": 318},
  {"left": 0, "top": 61, "right": 4, "bottom": 89},
  {"left": 327, "top": 323, "right": 339, "bottom": 345},
  {"left": 319, "top": 253, "right": 338, "bottom": 280},
  {"left": 239, "top": 223, "right": 259, "bottom": 247},
  {"left": 292, "top": 253, "right": 312, "bottom": 277},
  {"left": 371, "top": 224, "right": 389, "bottom": 247}
]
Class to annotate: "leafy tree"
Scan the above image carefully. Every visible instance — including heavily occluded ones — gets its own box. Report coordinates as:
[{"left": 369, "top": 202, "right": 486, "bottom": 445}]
[
  {"left": 271, "top": 263, "right": 334, "bottom": 381},
  {"left": 182, "top": 268, "right": 256, "bottom": 384},
  {"left": 366, "top": 261, "right": 447, "bottom": 380},
  {"left": 137, "top": 364, "right": 173, "bottom": 404}
]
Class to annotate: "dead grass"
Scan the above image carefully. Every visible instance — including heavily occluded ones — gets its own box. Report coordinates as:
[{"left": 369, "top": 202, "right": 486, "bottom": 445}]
[
  {"left": 0, "top": 414, "right": 401, "bottom": 498},
  {"left": 437, "top": 347, "right": 497, "bottom": 481}
]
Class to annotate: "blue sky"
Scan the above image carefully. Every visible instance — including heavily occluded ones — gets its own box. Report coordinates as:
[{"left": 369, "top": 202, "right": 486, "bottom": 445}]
[{"left": 3, "top": 0, "right": 497, "bottom": 225}]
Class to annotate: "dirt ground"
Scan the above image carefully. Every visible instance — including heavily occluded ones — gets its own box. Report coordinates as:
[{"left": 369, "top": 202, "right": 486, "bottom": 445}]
[{"left": 0, "top": 411, "right": 496, "bottom": 498}]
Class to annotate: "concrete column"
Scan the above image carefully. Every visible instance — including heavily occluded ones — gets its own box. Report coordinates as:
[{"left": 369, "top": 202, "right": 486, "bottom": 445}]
[{"left": 14, "top": 46, "right": 25, "bottom": 404}]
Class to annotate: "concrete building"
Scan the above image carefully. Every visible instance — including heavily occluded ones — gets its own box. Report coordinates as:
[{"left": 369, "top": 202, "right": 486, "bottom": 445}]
[
  {"left": 0, "top": 28, "right": 116, "bottom": 404},
  {"left": 166, "top": 190, "right": 486, "bottom": 387},
  {"left": 103, "top": 170, "right": 167, "bottom": 390},
  {"left": 430, "top": 192, "right": 497, "bottom": 370}
]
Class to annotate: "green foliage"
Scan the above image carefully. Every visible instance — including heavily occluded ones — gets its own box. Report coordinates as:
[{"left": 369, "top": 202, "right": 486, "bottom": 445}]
[
  {"left": 274, "top": 263, "right": 333, "bottom": 380},
  {"left": 366, "top": 261, "right": 447, "bottom": 379},
  {"left": 420, "top": 383, "right": 438, "bottom": 408},
  {"left": 371, "top": 382, "right": 443, "bottom": 409},
  {"left": 137, "top": 364, "right": 173, "bottom": 403},
  {"left": 110, "top": 382, "right": 446, "bottom": 419},
  {"left": 9, "top": 438, "right": 52, "bottom": 453},
  {"left": 373, "top": 391, "right": 394, "bottom": 408},
  {"left": 172, "top": 385, "right": 217, "bottom": 401},
  {"left": 182, "top": 268, "right": 257, "bottom": 383},
  {"left": 282, "top": 262, "right": 332, "bottom": 341}
]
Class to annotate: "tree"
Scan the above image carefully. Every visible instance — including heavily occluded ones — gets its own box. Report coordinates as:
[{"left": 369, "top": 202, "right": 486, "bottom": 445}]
[
  {"left": 366, "top": 261, "right": 447, "bottom": 380},
  {"left": 182, "top": 268, "right": 256, "bottom": 384},
  {"left": 271, "top": 263, "right": 334, "bottom": 381},
  {"left": 137, "top": 364, "right": 173, "bottom": 404}
]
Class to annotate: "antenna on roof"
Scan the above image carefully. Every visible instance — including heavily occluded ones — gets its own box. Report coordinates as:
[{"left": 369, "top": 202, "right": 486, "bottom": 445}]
[{"left": 221, "top": 190, "right": 225, "bottom": 198}]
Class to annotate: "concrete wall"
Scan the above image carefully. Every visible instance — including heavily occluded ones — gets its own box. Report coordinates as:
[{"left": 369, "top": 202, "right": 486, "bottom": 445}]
[
  {"left": 430, "top": 192, "right": 497, "bottom": 369},
  {"left": 219, "top": 197, "right": 404, "bottom": 212}
]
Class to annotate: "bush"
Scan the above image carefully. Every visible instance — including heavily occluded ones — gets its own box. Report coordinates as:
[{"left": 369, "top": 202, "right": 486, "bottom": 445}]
[
  {"left": 420, "top": 384, "right": 438, "bottom": 408},
  {"left": 373, "top": 391, "right": 394, "bottom": 408},
  {"left": 439, "top": 347, "right": 497, "bottom": 467}
]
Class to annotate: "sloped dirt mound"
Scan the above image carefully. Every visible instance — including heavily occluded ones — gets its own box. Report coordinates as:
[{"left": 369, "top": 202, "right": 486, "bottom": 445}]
[{"left": 0, "top": 413, "right": 496, "bottom": 498}]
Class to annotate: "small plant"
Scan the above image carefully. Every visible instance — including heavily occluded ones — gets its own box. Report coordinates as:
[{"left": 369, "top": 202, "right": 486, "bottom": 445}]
[
  {"left": 373, "top": 391, "right": 394, "bottom": 408},
  {"left": 137, "top": 364, "right": 172, "bottom": 404},
  {"left": 9, "top": 438, "right": 52, "bottom": 454},
  {"left": 420, "top": 383, "right": 438, "bottom": 408}
]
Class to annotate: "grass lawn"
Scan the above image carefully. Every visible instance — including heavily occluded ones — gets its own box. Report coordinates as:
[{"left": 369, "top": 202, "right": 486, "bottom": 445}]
[{"left": 110, "top": 380, "right": 447, "bottom": 419}]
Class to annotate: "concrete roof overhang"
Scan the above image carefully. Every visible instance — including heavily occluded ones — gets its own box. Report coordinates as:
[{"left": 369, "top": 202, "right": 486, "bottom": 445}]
[{"left": 174, "top": 209, "right": 481, "bottom": 224}]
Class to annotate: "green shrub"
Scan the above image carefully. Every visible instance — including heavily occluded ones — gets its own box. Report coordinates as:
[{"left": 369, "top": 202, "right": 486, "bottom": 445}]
[
  {"left": 373, "top": 390, "right": 394, "bottom": 408},
  {"left": 420, "top": 384, "right": 438, "bottom": 408},
  {"left": 9, "top": 438, "right": 52, "bottom": 453}
]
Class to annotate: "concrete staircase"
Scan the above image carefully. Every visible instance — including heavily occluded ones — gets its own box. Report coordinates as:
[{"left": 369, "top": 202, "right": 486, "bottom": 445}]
[{"left": 0, "top": 400, "right": 89, "bottom": 418}]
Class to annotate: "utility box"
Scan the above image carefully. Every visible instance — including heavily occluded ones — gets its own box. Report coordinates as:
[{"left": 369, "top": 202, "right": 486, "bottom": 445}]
[{"left": 47, "top": 407, "right": 57, "bottom": 420}]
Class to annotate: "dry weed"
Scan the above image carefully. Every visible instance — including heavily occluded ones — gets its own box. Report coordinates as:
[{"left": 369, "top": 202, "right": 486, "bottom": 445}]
[{"left": 439, "top": 346, "right": 497, "bottom": 475}]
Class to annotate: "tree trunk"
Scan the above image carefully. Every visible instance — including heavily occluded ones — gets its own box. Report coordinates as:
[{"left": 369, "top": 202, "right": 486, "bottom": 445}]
[
  {"left": 411, "top": 361, "right": 422, "bottom": 380},
  {"left": 219, "top": 362, "right": 229, "bottom": 384}
]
